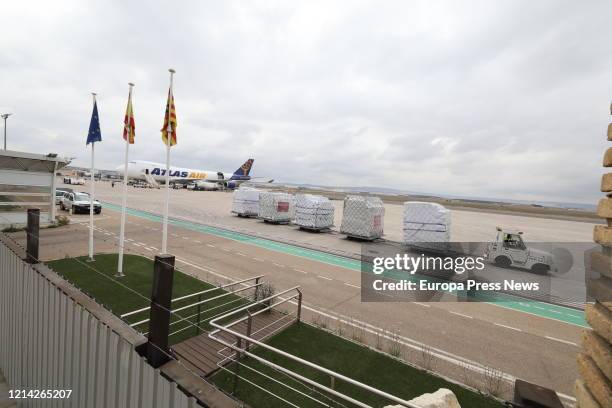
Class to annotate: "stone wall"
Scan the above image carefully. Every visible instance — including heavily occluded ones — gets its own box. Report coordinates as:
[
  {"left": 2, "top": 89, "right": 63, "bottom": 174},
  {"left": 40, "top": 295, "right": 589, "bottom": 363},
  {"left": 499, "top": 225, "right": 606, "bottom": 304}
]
[{"left": 577, "top": 105, "right": 612, "bottom": 408}]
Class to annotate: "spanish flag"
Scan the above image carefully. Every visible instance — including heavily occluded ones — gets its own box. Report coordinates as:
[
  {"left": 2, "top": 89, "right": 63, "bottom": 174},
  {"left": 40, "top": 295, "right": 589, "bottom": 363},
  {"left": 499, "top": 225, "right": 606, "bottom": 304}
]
[
  {"left": 161, "top": 89, "right": 177, "bottom": 146},
  {"left": 123, "top": 92, "right": 135, "bottom": 144}
]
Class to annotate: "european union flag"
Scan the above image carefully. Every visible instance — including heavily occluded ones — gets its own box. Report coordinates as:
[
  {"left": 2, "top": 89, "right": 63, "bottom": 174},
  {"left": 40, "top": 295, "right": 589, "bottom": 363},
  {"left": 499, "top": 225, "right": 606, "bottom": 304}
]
[{"left": 86, "top": 101, "right": 102, "bottom": 145}]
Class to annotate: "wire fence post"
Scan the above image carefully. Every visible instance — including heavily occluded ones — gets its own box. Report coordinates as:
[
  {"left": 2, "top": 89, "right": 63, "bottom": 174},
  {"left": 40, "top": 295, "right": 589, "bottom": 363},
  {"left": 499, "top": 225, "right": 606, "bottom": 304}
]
[
  {"left": 146, "top": 254, "right": 175, "bottom": 368},
  {"left": 245, "top": 310, "right": 253, "bottom": 351},
  {"left": 195, "top": 293, "right": 202, "bottom": 335},
  {"left": 297, "top": 289, "right": 303, "bottom": 322},
  {"left": 254, "top": 276, "right": 261, "bottom": 301},
  {"left": 26, "top": 208, "right": 40, "bottom": 264},
  {"left": 329, "top": 376, "right": 335, "bottom": 408},
  {"left": 235, "top": 335, "right": 242, "bottom": 358},
  {"left": 232, "top": 335, "right": 242, "bottom": 394}
]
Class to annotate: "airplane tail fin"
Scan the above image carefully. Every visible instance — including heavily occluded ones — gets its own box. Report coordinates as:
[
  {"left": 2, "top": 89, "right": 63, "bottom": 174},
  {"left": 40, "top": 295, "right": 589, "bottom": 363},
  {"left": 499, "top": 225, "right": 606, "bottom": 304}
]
[{"left": 233, "top": 158, "right": 254, "bottom": 176}]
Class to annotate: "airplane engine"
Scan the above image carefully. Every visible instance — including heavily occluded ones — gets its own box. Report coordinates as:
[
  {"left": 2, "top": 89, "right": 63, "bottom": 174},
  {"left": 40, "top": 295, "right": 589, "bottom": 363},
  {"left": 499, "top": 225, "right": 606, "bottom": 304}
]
[
  {"left": 226, "top": 181, "right": 237, "bottom": 189},
  {"left": 195, "top": 181, "right": 219, "bottom": 191}
]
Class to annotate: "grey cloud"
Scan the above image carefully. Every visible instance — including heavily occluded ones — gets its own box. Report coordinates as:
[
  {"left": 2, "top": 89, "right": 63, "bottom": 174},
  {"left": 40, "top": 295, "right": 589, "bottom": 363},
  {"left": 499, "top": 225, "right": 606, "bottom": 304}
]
[{"left": 0, "top": 0, "right": 610, "bottom": 204}]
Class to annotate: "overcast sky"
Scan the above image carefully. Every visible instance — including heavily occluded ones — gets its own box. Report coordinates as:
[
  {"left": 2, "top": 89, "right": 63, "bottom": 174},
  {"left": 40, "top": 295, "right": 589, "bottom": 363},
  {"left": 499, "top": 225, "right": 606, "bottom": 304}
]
[{"left": 1, "top": 0, "right": 610, "bottom": 204}]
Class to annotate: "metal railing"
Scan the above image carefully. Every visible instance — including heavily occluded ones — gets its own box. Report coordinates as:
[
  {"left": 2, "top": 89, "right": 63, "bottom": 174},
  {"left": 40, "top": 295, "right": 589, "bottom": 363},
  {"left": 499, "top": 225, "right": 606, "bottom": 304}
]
[
  {"left": 121, "top": 274, "right": 265, "bottom": 331},
  {"left": 209, "top": 286, "right": 421, "bottom": 408}
]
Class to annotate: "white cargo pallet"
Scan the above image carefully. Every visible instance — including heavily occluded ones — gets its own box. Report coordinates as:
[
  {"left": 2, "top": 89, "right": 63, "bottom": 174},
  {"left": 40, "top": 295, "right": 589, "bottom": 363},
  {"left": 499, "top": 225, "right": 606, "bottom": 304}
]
[
  {"left": 298, "top": 225, "right": 332, "bottom": 232},
  {"left": 343, "top": 233, "right": 383, "bottom": 241},
  {"left": 258, "top": 192, "right": 294, "bottom": 223},
  {"left": 403, "top": 201, "right": 451, "bottom": 252},
  {"left": 294, "top": 194, "right": 334, "bottom": 232},
  {"left": 262, "top": 218, "right": 292, "bottom": 224},
  {"left": 232, "top": 187, "right": 261, "bottom": 217},
  {"left": 233, "top": 212, "right": 257, "bottom": 218},
  {"left": 340, "top": 195, "right": 385, "bottom": 240}
]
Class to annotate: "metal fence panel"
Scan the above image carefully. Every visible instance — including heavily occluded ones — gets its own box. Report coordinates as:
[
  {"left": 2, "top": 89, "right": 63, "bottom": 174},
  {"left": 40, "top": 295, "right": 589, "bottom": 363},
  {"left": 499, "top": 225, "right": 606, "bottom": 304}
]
[{"left": 0, "top": 241, "right": 192, "bottom": 408}]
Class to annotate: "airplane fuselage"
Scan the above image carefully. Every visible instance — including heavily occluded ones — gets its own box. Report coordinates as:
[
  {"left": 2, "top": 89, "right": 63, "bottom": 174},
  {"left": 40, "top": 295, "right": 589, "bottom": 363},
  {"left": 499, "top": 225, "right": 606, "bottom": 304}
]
[{"left": 117, "top": 161, "right": 250, "bottom": 184}]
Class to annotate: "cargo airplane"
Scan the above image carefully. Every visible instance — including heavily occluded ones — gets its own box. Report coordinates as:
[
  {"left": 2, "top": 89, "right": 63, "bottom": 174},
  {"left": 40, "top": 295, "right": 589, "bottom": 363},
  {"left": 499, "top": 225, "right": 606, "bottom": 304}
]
[{"left": 116, "top": 158, "right": 265, "bottom": 189}]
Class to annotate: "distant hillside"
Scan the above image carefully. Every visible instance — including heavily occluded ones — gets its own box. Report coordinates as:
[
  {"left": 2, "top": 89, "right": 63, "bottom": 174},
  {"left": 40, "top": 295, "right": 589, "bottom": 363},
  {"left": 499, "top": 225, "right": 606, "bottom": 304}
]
[
  {"left": 269, "top": 182, "right": 596, "bottom": 211},
  {"left": 251, "top": 182, "right": 599, "bottom": 222}
]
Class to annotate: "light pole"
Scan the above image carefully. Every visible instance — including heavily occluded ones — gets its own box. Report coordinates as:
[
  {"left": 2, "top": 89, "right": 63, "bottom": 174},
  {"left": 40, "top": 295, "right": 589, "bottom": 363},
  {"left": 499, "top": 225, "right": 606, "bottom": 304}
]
[{"left": 1, "top": 113, "right": 12, "bottom": 150}]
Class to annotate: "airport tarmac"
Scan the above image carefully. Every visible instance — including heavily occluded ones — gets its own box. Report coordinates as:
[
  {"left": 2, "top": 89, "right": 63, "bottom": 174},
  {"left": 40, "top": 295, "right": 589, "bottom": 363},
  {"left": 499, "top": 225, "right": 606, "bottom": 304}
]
[
  {"left": 89, "top": 181, "right": 597, "bottom": 256},
  {"left": 15, "top": 184, "right": 589, "bottom": 400},
  {"left": 90, "top": 181, "right": 593, "bottom": 310}
]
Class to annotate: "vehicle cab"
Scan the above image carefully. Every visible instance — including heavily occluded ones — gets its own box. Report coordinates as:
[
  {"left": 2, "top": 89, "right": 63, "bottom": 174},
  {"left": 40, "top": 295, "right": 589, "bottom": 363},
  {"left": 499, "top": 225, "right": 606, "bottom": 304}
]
[{"left": 484, "top": 227, "right": 555, "bottom": 274}]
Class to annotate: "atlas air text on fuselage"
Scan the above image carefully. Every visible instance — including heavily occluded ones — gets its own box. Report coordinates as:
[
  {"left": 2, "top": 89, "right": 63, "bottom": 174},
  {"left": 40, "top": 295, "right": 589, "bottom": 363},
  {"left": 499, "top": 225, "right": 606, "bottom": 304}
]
[{"left": 150, "top": 168, "right": 207, "bottom": 179}]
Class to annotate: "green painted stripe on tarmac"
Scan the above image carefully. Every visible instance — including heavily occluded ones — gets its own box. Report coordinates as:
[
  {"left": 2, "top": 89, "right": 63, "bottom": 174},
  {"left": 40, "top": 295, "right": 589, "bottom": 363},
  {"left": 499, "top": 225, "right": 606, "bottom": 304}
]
[
  {"left": 102, "top": 202, "right": 587, "bottom": 327},
  {"left": 103, "top": 202, "right": 362, "bottom": 270}
]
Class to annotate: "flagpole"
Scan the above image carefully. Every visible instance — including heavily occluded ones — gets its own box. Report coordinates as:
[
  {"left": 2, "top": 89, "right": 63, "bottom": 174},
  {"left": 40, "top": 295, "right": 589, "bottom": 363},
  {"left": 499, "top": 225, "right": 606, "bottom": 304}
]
[
  {"left": 117, "top": 82, "right": 134, "bottom": 277},
  {"left": 88, "top": 93, "right": 97, "bottom": 262},
  {"left": 161, "top": 68, "right": 175, "bottom": 254}
]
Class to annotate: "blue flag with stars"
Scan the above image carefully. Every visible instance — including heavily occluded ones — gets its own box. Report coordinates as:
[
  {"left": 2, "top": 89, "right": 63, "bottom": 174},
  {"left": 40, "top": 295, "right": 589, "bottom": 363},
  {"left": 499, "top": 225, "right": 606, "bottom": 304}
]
[{"left": 86, "top": 101, "right": 102, "bottom": 145}]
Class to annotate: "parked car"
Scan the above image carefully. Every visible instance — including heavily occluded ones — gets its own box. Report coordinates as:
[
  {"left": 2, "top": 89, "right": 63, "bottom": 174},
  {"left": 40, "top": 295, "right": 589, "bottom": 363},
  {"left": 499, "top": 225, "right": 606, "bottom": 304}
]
[
  {"left": 55, "top": 188, "right": 70, "bottom": 204},
  {"left": 60, "top": 191, "right": 101, "bottom": 214}
]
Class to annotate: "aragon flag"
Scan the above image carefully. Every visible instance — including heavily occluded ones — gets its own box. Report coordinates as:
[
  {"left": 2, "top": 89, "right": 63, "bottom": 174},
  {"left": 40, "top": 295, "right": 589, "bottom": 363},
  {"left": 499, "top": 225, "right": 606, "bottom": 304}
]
[
  {"left": 123, "top": 92, "right": 136, "bottom": 144},
  {"left": 161, "top": 89, "right": 177, "bottom": 146}
]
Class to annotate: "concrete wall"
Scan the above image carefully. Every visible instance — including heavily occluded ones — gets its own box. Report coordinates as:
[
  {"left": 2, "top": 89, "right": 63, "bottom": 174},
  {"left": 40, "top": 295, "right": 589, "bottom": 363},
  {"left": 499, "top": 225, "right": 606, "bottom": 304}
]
[{"left": 0, "top": 236, "right": 197, "bottom": 408}]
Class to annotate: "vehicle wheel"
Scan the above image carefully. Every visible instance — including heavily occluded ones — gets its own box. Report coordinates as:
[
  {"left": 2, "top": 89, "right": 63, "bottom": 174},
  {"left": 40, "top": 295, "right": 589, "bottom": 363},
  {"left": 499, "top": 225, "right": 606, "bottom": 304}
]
[
  {"left": 494, "top": 256, "right": 511, "bottom": 268},
  {"left": 70, "top": 206, "right": 76, "bottom": 215},
  {"left": 531, "top": 263, "right": 549, "bottom": 275},
  {"left": 95, "top": 209, "right": 101, "bottom": 215},
  {"left": 60, "top": 203, "right": 64, "bottom": 211}
]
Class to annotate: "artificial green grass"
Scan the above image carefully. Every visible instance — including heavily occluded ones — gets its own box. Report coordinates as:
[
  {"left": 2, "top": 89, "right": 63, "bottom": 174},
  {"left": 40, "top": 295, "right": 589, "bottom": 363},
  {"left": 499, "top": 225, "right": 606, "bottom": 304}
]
[
  {"left": 211, "top": 322, "right": 503, "bottom": 408},
  {"left": 47, "top": 253, "right": 249, "bottom": 344},
  {"left": 50, "top": 254, "right": 502, "bottom": 407}
]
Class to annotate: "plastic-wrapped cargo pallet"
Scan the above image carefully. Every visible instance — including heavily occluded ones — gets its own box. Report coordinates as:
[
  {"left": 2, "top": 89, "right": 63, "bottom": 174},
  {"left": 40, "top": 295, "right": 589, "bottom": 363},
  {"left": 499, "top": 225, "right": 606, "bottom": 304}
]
[
  {"left": 340, "top": 195, "right": 385, "bottom": 239},
  {"left": 231, "top": 187, "right": 261, "bottom": 217},
  {"left": 258, "top": 192, "right": 294, "bottom": 223},
  {"left": 294, "top": 194, "right": 334, "bottom": 230},
  {"left": 403, "top": 202, "right": 451, "bottom": 252}
]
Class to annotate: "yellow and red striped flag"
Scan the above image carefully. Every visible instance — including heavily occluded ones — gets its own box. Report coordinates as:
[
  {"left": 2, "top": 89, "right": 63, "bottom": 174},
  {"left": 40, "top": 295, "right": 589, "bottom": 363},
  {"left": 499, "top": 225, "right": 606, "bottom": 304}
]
[
  {"left": 161, "top": 89, "right": 177, "bottom": 146},
  {"left": 123, "top": 92, "right": 135, "bottom": 144}
]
